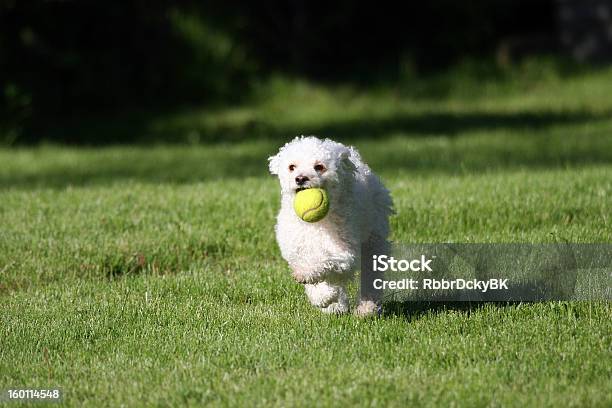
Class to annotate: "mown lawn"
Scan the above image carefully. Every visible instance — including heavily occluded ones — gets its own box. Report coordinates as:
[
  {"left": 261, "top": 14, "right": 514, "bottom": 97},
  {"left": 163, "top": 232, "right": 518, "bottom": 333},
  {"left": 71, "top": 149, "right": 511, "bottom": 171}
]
[{"left": 1, "top": 64, "right": 611, "bottom": 406}]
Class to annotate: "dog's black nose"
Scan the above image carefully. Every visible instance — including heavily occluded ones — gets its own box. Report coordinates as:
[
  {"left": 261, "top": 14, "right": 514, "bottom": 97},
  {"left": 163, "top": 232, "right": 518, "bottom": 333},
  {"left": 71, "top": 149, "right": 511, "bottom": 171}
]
[{"left": 295, "top": 176, "right": 309, "bottom": 185}]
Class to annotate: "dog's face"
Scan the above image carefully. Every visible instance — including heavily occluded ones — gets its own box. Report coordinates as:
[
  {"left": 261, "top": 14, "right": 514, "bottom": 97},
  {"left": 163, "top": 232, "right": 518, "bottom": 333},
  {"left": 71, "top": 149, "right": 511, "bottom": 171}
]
[{"left": 268, "top": 136, "right": 355, "bottom": 197}]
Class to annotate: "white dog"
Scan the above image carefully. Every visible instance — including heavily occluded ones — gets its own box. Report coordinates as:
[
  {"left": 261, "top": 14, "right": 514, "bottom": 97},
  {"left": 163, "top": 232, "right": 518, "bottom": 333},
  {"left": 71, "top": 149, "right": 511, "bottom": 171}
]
[{"left": 268, "top": 136, "right": 393, "bottom": 315}]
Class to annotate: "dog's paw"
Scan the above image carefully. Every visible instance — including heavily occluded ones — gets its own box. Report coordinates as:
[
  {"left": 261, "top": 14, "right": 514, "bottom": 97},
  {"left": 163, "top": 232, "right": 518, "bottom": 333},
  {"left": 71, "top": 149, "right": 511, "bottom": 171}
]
[
  {"left": 355, "top": 300, "right": 381, "bottom": 317},
  {"left": 304, "top": 283, "right": 338, "bottom": 308},
  {"left": 321, "top": 301, "right": 350, "bottom": 314},
  {"left": 318, "top": 287, "right": 349, "bottom": 314}
]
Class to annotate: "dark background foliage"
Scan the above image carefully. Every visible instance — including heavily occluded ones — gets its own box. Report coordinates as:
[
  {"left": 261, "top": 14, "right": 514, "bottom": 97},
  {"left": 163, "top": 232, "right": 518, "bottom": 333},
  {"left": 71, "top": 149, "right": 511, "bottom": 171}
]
[{"left": 1, "top": 0, "right": 611, "bottom": 142}]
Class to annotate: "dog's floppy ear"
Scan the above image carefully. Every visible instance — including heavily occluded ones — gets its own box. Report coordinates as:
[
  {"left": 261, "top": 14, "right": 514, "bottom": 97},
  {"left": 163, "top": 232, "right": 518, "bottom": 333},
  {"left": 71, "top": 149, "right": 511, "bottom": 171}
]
[
  {"left": 268, "top": 152, "right": 281, "bottom": 175},
  {"left": 338, "top": 149, "right": 357, "bottom": 176}
]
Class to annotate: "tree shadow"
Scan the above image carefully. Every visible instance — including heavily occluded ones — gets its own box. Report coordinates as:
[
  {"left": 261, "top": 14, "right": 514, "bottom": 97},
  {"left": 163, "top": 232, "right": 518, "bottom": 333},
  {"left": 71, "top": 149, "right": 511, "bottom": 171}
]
[
  {"left": 2, "top": 107, "right": 611, "bottom": 189},
  {"left": 25, "top": 107, "right": 611, "bottom": 145},
  {"left": 295, "top": 109, "right": 609, "bottom": 141}
]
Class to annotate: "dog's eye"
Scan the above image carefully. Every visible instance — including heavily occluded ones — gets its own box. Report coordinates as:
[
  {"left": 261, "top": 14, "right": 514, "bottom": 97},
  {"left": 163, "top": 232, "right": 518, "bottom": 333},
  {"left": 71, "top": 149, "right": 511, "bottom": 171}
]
[
  {"left": 314, "top": 164, "right": 326, "bottom": 172},
  {"left": 288, "top": 164, "right": 296, "bottom": 172}
]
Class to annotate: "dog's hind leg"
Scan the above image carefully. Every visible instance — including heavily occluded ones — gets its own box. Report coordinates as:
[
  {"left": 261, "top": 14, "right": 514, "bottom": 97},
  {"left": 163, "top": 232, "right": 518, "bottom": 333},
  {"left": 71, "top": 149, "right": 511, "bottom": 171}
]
[{"left": 356, "top": 234, "right": 389, "bottom": 316}]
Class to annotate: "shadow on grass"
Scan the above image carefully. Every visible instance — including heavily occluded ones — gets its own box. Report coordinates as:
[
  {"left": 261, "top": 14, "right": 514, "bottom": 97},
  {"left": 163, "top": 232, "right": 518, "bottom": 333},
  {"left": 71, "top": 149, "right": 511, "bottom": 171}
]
[
  {"left": 25, "top": 108, "right": 610, "bottom": 145},
  {"left": 2, "top": 108, "right": 611, "bottom": 189},
  {"left": 273, "top": 109, "right": 610, "bottom": 143}
]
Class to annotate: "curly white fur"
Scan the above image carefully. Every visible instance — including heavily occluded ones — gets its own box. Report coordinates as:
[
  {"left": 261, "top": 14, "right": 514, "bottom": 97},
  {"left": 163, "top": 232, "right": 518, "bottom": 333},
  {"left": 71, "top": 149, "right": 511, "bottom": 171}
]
[{"left": 269, "top": 136, "right": 393, "bottom": 315}]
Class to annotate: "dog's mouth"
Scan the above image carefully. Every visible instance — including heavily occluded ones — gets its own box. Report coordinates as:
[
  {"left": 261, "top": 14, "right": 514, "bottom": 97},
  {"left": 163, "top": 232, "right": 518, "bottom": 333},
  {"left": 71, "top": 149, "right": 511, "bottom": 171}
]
[{"left": 295, "top": 186, "right": 309, "bottom": 193}]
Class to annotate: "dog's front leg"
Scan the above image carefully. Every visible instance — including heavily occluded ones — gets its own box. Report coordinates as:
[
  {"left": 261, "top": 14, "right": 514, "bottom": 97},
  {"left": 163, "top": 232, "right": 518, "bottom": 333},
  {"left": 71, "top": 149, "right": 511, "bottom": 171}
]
[
  {"left": 304, "top": 282, "right": 339, "bottom": 307},
  {"left": 291, "top": 265, "right": 321, "bottom": 284},
  {"left": 304, "top": 282, "right": 349, "bottom": 314},
  {"left": 291, "top": 261, "right": 342, "bottom": 284}
]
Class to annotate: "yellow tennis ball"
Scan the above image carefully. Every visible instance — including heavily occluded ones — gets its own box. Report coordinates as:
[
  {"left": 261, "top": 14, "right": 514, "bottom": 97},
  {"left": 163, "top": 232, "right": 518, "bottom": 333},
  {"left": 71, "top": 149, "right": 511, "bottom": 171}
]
[{"left": 293, "top": 188, "right": 329, "bottom": 222}]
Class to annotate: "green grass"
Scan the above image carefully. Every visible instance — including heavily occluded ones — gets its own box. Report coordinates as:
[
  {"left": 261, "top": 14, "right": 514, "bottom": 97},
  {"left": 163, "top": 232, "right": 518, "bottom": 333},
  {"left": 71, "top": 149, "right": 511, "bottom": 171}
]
[{"left": 1, "top": 64, "right": 612, "bottom": 406}]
